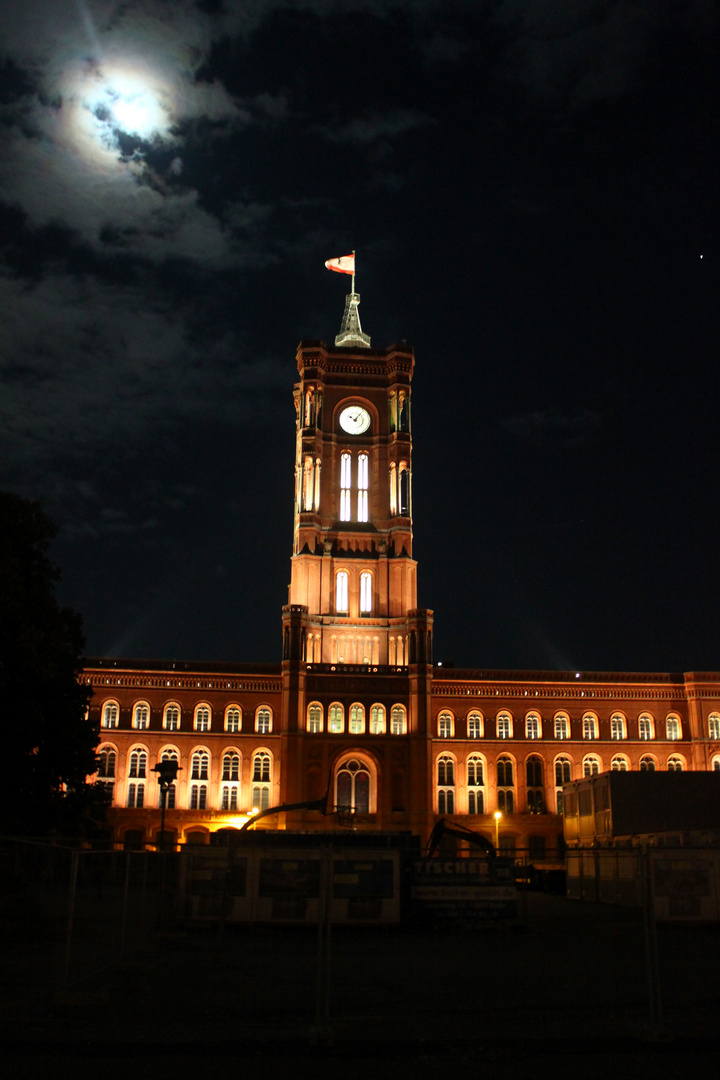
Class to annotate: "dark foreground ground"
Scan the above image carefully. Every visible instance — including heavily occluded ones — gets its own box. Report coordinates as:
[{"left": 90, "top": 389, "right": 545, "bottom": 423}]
[{"left": 2, "top": 875, "right": 720, "bottom": 1080}]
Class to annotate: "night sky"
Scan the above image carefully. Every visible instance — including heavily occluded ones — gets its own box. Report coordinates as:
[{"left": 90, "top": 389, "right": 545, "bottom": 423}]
[{"left": 2, "top": 1, "right": 719, "bottom": 672}]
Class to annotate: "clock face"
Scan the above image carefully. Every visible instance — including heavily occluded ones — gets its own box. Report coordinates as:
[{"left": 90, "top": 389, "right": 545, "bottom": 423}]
[{"left": 339, "top": 405, "right": 371, "bottom": 435}]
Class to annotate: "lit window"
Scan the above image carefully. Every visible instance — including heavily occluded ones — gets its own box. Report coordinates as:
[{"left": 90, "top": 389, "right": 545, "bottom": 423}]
[
  {"left": 163, "top": 704, "right": 180, "bottom": 731},
  {"left": 610, "top": 714, "right": 626, "bottom": 740},
  {"left": 102, "top": 702, "right": 119, "bottom": 729},
  {"left": 222, "top": 752, "right": 240, "bottom": 782},
  {"left": 252, "top": 752, "right": 271, "bottom": 782},
  {"left": 526, "top": 713, "right": 541, "bottom": 739},
  {"left": 127, "top": 782, "right": 145, "bottom": 808},
  {"left": 389, "top": 462, "right": 397, "bottom": 516},
  {"left": 256, "top": 707, "right": 272, "bottom": 734},
  {"left": 583, "top": 755, "right": 601, "bottom": 777},
  {"left": 497, "top": 756, "right": 514, "bottom": 812},
  {"left": 398, "top": 461, "right": 409, "bottom": 516},
  {"left": 390, "top": 705, "right": 407, "bottom": 735},
  {"left": 359, "top": 571, "right": 372, "bottom": 613},
  {"left": 467, "top": 754, "right": 485, "bottom": 814},
  {"left": 252, "top": 785, "right": 270, "bottom": 811},
  {"left": 582, "top": 713, "right": 598, "bottom": 740},
  {"left": 132, "top": 703, "right": 150, "bottom": 730},
  {"left": 190, "top": 784, "right": 207, "bottom": 810},
  {"left": 225, "top": 706, "right": 241, "bottom": 733},
  {"left": 554, "top": 714, "right": 569, "bottom": 740},
  {"left": 438, "top": 713, "right": 453, "bottom": 738},
  {"left": 437, "top": 754, "right": 455, "bottom": 813},
  {"left": 158, "top": 749, "right": 179, "bottom": 808},
  {"left": 195, "top": 705, "right": 211, "bottom": 732},
  {"left": 307, "top": 703, "right": 323, "bottom": 733},
  {"left": 369, "top": 704, "right": 385, "bottom": 734},
  {"left": 97, "top": 748, "right": 116, "bottom": 779},
  {"left": 128, "top": 750, "right": 147, "bottom": 779},
  {"left": 611, "top": 756, "right": 628, "bottom": 771},
  {"left": 340, "top": 452, "right": 352, "bottom": 521},
  {"left": 555, "top": 757, "right": 571, "bottom": 786},
  {"left": 639, "top": 756, "right": 656, "bottom": 771},
  {"left": 336, "top": 571, "right": 349, "bottom": 613},
  {"left": 349, "top": 704, "right": 365, "bottom": 734},
  {"left": 357, "top": 452, "right": 369, "bottom": 522},
  {"left": 666, "top": 716, "right": 681, "bottom": 740},
  {"left": 191, "top": 751, "right": 209, "bottom": 781},
  {"left": 708, "top": 713, "right": 720, "bottom": 739},
  {"left": 497, "top": 712, "right": 512, "bottom": 739},
  {"left": 303, "top": 455, "right": 314, "bottom": 511},
  {"left": 712, "top": 757, "right": 720, "bottom": 771},
  {"left": 467, "top": 711, "right": 483, "bottom": 738},
  {"left": 638, "top": 714, "right": 654, "bottom": 740},
  {"left": 667, "top": 756, "right": 683, "bottom": 772},
  {"left": 221, "top": 785, "right": 239, "bottom": 811},
  {"left": 328, "top": 703, "right": 344, "bottom": 733},
  {"left": 336, "top": 758, "right": 371, "bottom": 814}
]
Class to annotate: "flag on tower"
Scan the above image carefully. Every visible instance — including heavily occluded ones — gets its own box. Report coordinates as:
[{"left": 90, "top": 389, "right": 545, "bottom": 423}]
[{"left": 325, "top": 253, "right": 355, "bottom": 275}]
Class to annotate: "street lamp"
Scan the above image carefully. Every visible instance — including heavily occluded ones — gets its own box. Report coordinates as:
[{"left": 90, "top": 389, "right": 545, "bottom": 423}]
[
  {"left": 494, "top": 810, "right": 502, "bottom": 852},
  {"left": 152, "top": 758, "right": 181, "bottom": 852}
]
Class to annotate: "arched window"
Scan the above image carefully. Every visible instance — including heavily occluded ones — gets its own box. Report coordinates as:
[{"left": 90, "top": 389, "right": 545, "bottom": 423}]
[
  {"left": 611, "top": 755, "right": 628, "bottom": 771},
  {"left": 336, "top": 758, "right": 372, "bottom": 814},
  {"left": 357, "top": 453, "right": 369, "bottom": 522},
  {"left": 132, "top": 702, "right": 150, "bottom": 730},
  {"left": 340, "top": 452, "right": 352, "bottom": 521},
  {"left": 437, "top": 754, "right": 455, "bottom": 814},
  {"left": 163, "top": 703, "right": 181, "bottom": 731},
  {"left": 708, "top": 713, "right": 720, "bottom": 739},
  {"left": 497, "top": 712, "right": 512, "bottom": 739},
  {"left": 222, "top": 751, "right": 240, "bottom": 782},
  {"left": 97, "top": 747, "right": 116, "bottom": 779},
  {"left": 398, "top": 461, "right": 409, "bottom": 516},
  {"left": 335, "top": 570, "right": 349, "bottom": 614},
  {"left": 190, "top": 750, "right": 209, "bottom": 781},
  {"left": 638, "top": 713, "right": 654, "bottom": 740},
  {"left": 158, "top": 748, "right": 179, "bottom": 808},
  {"left": 101, "top": 701, "right": 119, "bottom": 729},
  {"left": 390, "top": 705, "right": 407, "bottom": 735},
  {"left": 389, "top": 462, "right": 397, "bottom": 516},
  {"left": 127, "top": 782, "right": 145, "bottom": 808},
  {"left": 583, "top": 755, "right": 601, "bottom": 777},
  {"left": 328, "top": 703, "right": 344, "bottom": 734},
  {"left": 303, "top": 455, "right": 314, "bottom": 511},
  {"left": 582, "top": 713, "right": 598, "bottom": 740},
  {"left": 359, "top": 571, "right": 373, "bottom": 613},
  {"left": 639, "top": 755, "right": 656, "bottom": 771},
  {"left": 554, "top": 713, "right": 569, "bottom": 740},
  {"left": 256, "top": 707, "right": 272, "bottom": 734},
  {"left": 221, "top": 750, "right": 241, "bottom": 811},
  {"left": 667, "top": 755, "right": 684, "bottom": 772},
  {"left": 349, "top": 703, "right": 365, "bottom": 734},
  {"left": 554, "top": 756, "right": 572, "bottom": 814},
  {"left": 128, "top": 749, "right": 147, "bottom": 778},
  {"left": 225, "top": 705, "right": 242, "bottom": 733},
  {"left": 194, "top": 705, "right": 211, "bottom": 732},
  {"left": 307, "top": 703, "right": 323, "bottom": 733},
  {"left": 467, "top": 711, "right": 483, "bottom": 738},
  {"left": 525, "top": 713, "right": 541, "bottom": 740},
  {"left": 369, "top": 704, "right": 386, "bottom": 734},
  {"left": 190, "top": 783, "right": 207, "bottom": 810},
  {"left": 665, "top": 715, "right": 681, "bottom": 740},
  {"left": 466, "top": 755, "right": 485, "bottom": 814},
  {"left": 497, "top": 756, "right": 514, "bottom": 813},
  {"left": 712, "top": 756, "right": 720, "bottom": 772},
  {"left": 610, "top": 713, "right": 626, "bottom": 740},
  {"left": 527, "top": 755, "right": 544, "bottom": 813},
  {"left": 438, "top": 712, "right": 454, "bottom": 738},
  {"left": 251, "top": 751, "right": 272, "bottom": 811}
]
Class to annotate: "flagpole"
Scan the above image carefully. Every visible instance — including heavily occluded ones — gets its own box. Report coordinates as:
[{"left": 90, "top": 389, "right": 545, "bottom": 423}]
[{"left": 351, "top": 249, "right": 356, "bottom": 294}]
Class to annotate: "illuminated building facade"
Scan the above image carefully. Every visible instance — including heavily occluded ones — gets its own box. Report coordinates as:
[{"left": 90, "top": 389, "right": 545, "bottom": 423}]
[{"left": 85, "top": 292, "right": 720, "bottom": 857}]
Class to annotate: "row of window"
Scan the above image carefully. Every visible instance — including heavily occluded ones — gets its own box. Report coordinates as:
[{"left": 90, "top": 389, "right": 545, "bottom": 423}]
[
  {"left": 98, "top": 747, "right": 272, "bottom": 782},
  {"left": 435, "top": 710, "right": 686, "bottom": 741},
  {"left": 101, "top": 701, "right": 272, "bottom": 733},
  {"left": 306, "top": 702, "right": 407, "bottom": 734},
  {"left": 300, "top": 451, "right": 411, "bottom": 523},
  {"left": 435, "top": 752, "right": 690, "bottom": 815},
  {"left": 301, "top": 389, "right": 410, "bottom": 435}
]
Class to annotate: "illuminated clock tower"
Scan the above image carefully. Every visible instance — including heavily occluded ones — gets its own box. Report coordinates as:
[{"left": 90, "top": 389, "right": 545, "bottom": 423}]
[{"left": 285, "top": 288, "right": 420, "bottom": 667}]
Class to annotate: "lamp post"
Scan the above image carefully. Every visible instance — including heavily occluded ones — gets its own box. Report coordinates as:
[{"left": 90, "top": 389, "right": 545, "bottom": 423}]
[
  {"left": 152, "top": 759, "right": 181, "bottom": 852},
  {"left": 494, "top": 810, "right": 502, "bottom": 852}
]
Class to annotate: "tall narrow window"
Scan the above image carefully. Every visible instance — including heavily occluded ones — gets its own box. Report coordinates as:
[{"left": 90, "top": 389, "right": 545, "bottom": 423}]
[
  {"left": 225, "top": 706, "right": 242, "bottom": 733},
  {"left": 191, "top": 751, "right": 209, "bottom": 781},
  {"left": 389, "top": 463, "right": 397, "bottom": 516},
  {"left": 340, "top": 452, "right": 352, "bottom": 521},
  {"left": 336, "top": 758, "right": 371, "bottom": 814},
  {"left": 222, "top": 752, "right": 240, "bottom": 782},
  {"left": 666, "top": 716, "right": 681, "bottom": 740},
  {"left": 195, "top": 705, "right": 211, "bottom": 732},
  {"left": 128, "top": 750, "right": 147, "bottom": 779},
  {"left": 97, "top": 748, "right": 116, "bottom": 779},
  {"left": 438, "top": 712, "right": 453, "bottom": 738},
  {"left": 256, "top": 707, "right": 272, "bottom": 734},
  {"left": 349, "top": 704, "right": 365, "bottom": 734},
  {"left": 390, "top": 705, "right": 407, "bottom": 735},
  {"left": 582, "top": 713, "right": 598, "bottom": 740},
  {"left": 497, "top": 712, "right": 512, "bottom": 739},
  {"left": 467, "top": 755, "right": 485, "bottom": 814},
  {"left": 527, "top": 755, "right": 545, "bottom": 813},
  {"left": 307, "top": 703, "right": 323, "bottom": 733},
  {"left": 336, "top": 571, "right": 349, "bottom": 614},
  {"left": 369, "top": 704, "right": 386, "bottom": 734},
  {"left": 328, "top": 703, "right": 344, "bottom": 734},
  {"left": 610, "top": 714, "right": 626, "bottom": 740},
  {"left": 437, "top": 755, "right": 455, "bottom": 814},
  {"left": 638, "top": 714, "right": 654, "bottom": 740},
  {"left": 398, "top": 462, "right": 409, "bottom": 516},
  {"left": 554, "top": 713, "right": 569, "bottom": 739},
  {"left": 190, "top": 784, "right": 207, "bottom": 810},
  {"left": 709, "top": 713, "right": 720, "bottom": 739},
  {"left": 132, "top": 703, "right": 150, "bottom": 730},
  {"left": 303, "top": 455, "right": 314, "bottom": 511},
  {"left": 583, "top": 755, "right": 601, "bottom": 777},
  {"left": 359, "top": 571, "right": 372, "bottom": 613},
  {"left": 127, "top": 782, "right": 145, "bottom": 808},
  {"left": 467, "top": 712, "right": 483, "bottom": 738},
  {"left": 525, "top": 713, "right": 541, "bottom": 739},
  {"left": 252, "top": 752, "right": 271, "bottom": 783},
  {"left": 102, "top": 702, "right": 119, "bottom": 729},
  {"left": 357, "top": 452, "right": 369, "bottom": 522},
  {"left": 163, "top": 704, "right": 180, "bottom": 731},
  {"left": 497, "top": 756, "right": 514, "bottom": 814}
]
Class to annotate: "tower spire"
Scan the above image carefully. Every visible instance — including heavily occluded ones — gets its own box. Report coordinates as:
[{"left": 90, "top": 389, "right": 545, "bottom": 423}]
[{"left": 324, "top": 250, "right": 371, "bottom": 348}]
